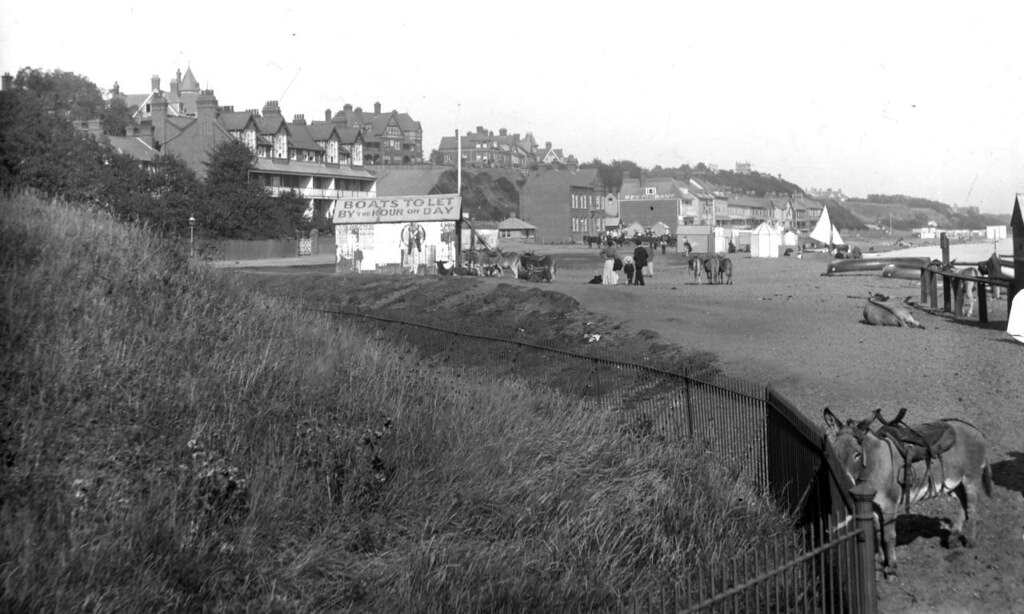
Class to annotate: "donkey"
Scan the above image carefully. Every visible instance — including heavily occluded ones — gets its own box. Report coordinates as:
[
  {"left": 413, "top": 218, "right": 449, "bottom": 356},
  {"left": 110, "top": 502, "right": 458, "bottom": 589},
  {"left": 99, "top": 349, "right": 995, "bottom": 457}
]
[
  {"left": 948, "top": 265, "right": 979, "bottom": 318},
  {"left": 822, "top": 408, "right": 992, "bottom": 579},
  {"left": 688, "top": 254, "right": 704, "bottom": 284},
  {"left": 703, "top": 254, "right": 721, "bottom": 285},
  {"left": 718, "top": 257, "right": 733, "bottom": 285}
]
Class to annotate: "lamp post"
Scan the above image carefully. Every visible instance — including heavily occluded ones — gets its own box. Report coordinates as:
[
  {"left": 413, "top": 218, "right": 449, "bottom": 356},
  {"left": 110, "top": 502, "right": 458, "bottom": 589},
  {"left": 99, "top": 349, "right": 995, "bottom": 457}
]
[{"left": 188, "top": 215, "right": 196, "bottom": 258}]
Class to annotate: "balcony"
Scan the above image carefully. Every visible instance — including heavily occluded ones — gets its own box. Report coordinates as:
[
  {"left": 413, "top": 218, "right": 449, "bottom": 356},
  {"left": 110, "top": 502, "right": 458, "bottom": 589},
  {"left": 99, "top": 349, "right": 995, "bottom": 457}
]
[{"left": 267, "top": 187, "right": 367, "bottom": 199}]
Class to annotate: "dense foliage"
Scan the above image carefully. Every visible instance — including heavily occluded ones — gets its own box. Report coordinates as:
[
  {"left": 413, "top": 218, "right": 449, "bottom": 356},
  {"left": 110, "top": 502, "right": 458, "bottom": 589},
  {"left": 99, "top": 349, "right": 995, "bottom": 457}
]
[{"left": 0, "top": 67, "right": 311, "bottom": 239}]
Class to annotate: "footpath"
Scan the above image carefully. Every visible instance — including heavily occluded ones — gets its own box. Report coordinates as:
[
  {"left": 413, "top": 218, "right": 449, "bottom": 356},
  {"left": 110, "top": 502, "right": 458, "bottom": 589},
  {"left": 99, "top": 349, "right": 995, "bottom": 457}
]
[{"left": 209, "top": 254, "right": 335, "bottom": 269}]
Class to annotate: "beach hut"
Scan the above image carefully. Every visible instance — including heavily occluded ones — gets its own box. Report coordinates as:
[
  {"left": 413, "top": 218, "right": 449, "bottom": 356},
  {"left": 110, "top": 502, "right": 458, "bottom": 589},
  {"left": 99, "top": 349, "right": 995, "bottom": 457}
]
[
  {"left": 751, "top": 222, "right": 782, "bottom": 258},
  {"left": 782, "top": 229, "right": 799, "bottom": 247}
]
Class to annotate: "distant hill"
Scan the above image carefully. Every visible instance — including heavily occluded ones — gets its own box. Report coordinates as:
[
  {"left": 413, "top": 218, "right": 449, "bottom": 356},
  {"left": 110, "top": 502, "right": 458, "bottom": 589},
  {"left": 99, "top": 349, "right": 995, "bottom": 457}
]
[
  {"left": 648, "top": 168, "right": 805, "bottom": 198},
  {"left": 835, "top": 194, "right": 1009, "bottom": 231}
]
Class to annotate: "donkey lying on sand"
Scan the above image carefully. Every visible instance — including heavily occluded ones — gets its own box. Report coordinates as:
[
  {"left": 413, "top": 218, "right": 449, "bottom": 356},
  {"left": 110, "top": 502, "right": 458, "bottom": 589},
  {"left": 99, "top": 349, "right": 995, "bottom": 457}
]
[
  {"left": 863, "top": 296, "right": 924, "bottom": 328},
  {"left": 823, "top": 408, "right": 992, "bottom": 579}
]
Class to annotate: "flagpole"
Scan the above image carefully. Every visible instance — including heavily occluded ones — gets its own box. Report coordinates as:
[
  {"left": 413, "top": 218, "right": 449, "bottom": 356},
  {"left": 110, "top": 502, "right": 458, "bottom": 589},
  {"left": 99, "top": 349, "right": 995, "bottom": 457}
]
[
  {"left": 456, "top": 103, "right": 462, "bottom": 194},
  {"left": 455, "top": 104, "right": 463, "bottom": 267}
]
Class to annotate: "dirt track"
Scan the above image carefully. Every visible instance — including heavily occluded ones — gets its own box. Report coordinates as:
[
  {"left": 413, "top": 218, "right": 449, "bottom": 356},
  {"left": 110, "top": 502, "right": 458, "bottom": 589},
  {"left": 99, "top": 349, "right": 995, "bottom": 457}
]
[{"left": 235, "top": 245, "right": 1024, "bottom": 613}]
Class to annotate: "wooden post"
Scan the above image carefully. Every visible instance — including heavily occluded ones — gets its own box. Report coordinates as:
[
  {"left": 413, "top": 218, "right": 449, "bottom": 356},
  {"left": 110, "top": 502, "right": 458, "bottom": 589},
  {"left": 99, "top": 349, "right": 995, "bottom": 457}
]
[
  {"left": 978, "top": 281, "right": 989, "bottom": 323},
  {"left": 940, "top": 232, "right": 950, "bottom": 266},
  {"left": 1011, "top": 194, "right": 1024, "bottom": 309},
  {"left": 928, "top": 267, "right": 938, "bottom": 310},
  {"left": 455, "top": 218, "right": 463, "bottom": 268},
  {"left": 920, "top": 268, "right": 928, "bottom": 304},
  {"left": 942, "top": 273, "right": 952, "bottom": 314},
  {"left": 851, "top": 483, "right": 879, "bottom": 613}
]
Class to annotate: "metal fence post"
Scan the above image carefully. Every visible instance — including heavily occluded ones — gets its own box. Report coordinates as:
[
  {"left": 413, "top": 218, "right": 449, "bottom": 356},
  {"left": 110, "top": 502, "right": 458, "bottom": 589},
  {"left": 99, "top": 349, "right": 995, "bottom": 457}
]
[{"left": 850, "top": 483, "right": 878, "bottom": 614}]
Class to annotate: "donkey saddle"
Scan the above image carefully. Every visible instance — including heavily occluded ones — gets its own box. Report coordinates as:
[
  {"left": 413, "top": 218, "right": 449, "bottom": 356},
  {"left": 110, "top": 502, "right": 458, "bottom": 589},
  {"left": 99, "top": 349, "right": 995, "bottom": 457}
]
[{"left": 872, "top": 408, "right": 957, "bottom": 509}]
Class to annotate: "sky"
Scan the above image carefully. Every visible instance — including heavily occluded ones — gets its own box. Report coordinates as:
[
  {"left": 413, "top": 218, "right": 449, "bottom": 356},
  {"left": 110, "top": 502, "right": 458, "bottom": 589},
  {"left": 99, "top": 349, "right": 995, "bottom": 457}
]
[{"left": 2, "top": 1, "right": 1022, "bottom": 214}]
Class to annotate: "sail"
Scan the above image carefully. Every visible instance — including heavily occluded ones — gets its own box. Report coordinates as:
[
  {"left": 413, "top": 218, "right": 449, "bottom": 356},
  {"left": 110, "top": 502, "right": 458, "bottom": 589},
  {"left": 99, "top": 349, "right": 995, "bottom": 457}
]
[{"left": 809, "top": 205, "right": 845, "bottom": 246}]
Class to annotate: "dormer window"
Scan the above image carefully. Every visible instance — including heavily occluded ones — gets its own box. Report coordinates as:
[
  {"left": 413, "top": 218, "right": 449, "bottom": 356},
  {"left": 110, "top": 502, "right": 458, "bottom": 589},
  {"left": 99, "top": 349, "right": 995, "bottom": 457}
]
[{"left": 644, "top": 187, "right": 656, "bottom": 196}]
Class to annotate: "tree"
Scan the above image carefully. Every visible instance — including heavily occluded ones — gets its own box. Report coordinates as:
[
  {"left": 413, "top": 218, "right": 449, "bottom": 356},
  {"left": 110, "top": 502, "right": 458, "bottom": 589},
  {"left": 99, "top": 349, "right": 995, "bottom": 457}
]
[
  {"left": 201, "top": 140, "right": 307, "bottom": 239},
  {"left": 102, "top": 96, "right": 134, "bottom": 137},
  {"left": 13, "top": 67, "right": 105, "bottom": 121},
  {"left": 204, "top": 140, "right": 255, "bottom": 186}
]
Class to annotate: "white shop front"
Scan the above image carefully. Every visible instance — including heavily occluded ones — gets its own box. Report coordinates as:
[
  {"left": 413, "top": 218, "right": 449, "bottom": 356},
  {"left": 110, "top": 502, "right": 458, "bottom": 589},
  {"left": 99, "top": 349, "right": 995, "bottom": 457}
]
[{"left": 333, "top": 194, "right": 463, "bottom": 274}]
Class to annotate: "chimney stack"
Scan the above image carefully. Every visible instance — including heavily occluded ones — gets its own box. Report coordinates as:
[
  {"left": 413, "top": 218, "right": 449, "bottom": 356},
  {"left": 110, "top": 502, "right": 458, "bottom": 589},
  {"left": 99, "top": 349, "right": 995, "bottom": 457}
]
[
  {"left": 196, "top": 90, "right": 219, "bottom": 148},
  {"left": 293, "top": 114, "right": 306, "bottom": 124},
  {"left": 1, "top": 73, "right": 13, "bottom": 91},
  {"left": 262, "top": 100, "right": 281, "bottom": 116},
  {"left": 325, "top": 108, "right": 332, "bottom": 121},
  {"left": 151, "top": 93, "right": 168, "bottom": 148},
  {"left": 151, "top": 74, "right": 161, "bottom": 93},
  {"left": 499, "top": 128, "right": 508, "bottom": 137},
  {"left": 374, "top": 101, "right": 381, "bottom": 114}
]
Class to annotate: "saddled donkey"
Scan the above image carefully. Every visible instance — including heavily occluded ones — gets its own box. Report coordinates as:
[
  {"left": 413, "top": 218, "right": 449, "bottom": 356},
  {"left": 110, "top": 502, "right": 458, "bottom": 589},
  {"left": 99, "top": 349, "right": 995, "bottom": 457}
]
[
  {"left": 703, "top": 254, "right": 721, "bottom": 285},
  {"left": 718, "top": 257, "right": 733, "bottom": 285},
  {"left": 823, "top": 408, "right": 992, "bottom": 579},
  {"left": 516, "top": 253, "right": 556, "bottom": 282},
  {"left": 478, "top": 249, "right": 519, "bottom": 277}
]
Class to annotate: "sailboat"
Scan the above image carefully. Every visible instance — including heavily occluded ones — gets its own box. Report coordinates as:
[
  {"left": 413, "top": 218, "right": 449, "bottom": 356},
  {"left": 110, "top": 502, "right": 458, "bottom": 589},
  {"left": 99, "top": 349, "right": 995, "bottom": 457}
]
[{"left": 809, "top": 205, "right": 845, "bottom": 246}]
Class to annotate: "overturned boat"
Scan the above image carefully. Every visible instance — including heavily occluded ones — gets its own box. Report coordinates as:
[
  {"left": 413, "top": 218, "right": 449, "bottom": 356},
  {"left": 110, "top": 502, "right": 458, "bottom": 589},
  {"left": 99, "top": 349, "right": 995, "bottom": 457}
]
[{"left": 824, "top": 257, "right": 930, "bottom": 276}]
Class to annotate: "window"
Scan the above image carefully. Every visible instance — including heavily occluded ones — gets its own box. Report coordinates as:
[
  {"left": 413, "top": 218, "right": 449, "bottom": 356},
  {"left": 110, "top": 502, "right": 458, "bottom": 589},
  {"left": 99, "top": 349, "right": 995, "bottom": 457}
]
[{"left": 645, "top": 187, "right": 656, "bottom": 196}]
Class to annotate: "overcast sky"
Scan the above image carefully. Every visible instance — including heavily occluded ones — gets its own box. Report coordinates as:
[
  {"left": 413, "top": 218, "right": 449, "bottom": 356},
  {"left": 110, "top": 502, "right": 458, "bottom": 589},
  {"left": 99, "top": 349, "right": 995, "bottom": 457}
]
[{"left": 2, "top": 1, "right": 1021, "bottom": 214}]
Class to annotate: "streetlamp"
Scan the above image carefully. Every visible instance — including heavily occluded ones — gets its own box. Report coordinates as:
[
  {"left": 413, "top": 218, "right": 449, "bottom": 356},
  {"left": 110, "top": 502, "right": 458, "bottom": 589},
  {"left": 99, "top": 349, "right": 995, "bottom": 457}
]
[{"left": 188, "top": 215, "right": 196, "bottom": 258}]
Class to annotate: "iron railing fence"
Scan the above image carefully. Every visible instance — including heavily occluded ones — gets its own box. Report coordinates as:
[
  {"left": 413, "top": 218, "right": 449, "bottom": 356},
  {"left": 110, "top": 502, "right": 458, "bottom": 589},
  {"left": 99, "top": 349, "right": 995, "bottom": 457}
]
[
  {"left": 623, "top": 512, "right": 873, "bottom": 613},
  {"left": 315, "top": 306, "right": 877, "bottom": 613}
]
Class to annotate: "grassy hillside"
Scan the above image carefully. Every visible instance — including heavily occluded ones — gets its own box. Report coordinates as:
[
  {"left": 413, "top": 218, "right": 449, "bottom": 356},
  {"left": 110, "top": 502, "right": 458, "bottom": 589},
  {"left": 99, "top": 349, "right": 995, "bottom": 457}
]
[
  {"left": 1, "top": 194, "right": 794, "bottom": 611},
  {"left": 434, "top": 168, "right": 524, "bottom": 221},
  {"left": 834, "top": 195, "right": 1009, "bottom": 232}
]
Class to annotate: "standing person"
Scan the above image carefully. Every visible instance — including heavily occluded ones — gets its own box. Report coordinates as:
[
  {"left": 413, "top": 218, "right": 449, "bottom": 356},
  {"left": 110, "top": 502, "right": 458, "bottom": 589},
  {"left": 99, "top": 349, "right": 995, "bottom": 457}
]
[
  {"left": 622, "top": 256, "right": 636, "bottom": 285},
  {"left": 353, "top": 246, "right": 364, "bottom": 273},
  {"left": 599, "top": 240, "right": 618, "bottom": 285},
  {"left": 660, "top": 237, "right": 667, "bottom": 255},
  {"left": 632, "top": 242, "right": 649, "bottom": 286},
  {"left": 682, "top": 236, "right": 692, "bottom": 256}
]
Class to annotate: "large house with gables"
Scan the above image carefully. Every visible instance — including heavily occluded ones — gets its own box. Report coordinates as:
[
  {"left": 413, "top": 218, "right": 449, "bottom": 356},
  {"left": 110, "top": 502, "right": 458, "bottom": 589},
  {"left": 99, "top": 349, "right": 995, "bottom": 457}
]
[
  {"left": 434, "top": 126, "right": 538, "bottom": 169},
  {"left": 119, "top": 86, "right": 376, "bottom": 227},
  {"left": 618, "top": 177, "right": 698, "bottom": 237},
  {"left": 328, "top": 102, "right": 423, "bottom": 165}
]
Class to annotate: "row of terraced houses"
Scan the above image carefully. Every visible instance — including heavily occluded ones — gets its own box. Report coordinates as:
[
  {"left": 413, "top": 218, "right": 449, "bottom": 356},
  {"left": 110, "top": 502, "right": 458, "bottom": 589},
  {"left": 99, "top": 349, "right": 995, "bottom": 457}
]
[{"left": 68, "top": 66, "right": 821, "bottom": 246}]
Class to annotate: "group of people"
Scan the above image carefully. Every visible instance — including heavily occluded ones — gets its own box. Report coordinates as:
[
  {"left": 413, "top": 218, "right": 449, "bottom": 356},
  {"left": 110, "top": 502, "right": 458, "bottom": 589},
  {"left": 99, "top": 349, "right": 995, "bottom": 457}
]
[{"left": 599, "top": 239, "right": 652, "bottom": 286}]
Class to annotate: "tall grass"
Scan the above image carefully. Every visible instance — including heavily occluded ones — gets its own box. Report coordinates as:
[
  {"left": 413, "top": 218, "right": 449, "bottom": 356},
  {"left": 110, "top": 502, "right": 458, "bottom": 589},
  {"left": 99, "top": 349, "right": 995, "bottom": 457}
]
[{"left": 1, "top": 194, "right": 795, "bottom": 612}]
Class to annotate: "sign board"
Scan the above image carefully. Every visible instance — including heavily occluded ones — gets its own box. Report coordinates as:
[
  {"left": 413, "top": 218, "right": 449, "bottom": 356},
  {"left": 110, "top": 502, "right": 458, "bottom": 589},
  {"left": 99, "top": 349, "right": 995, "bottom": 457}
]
[{"left": 333, "top": 194, "right": 462, "bottom": 224}]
